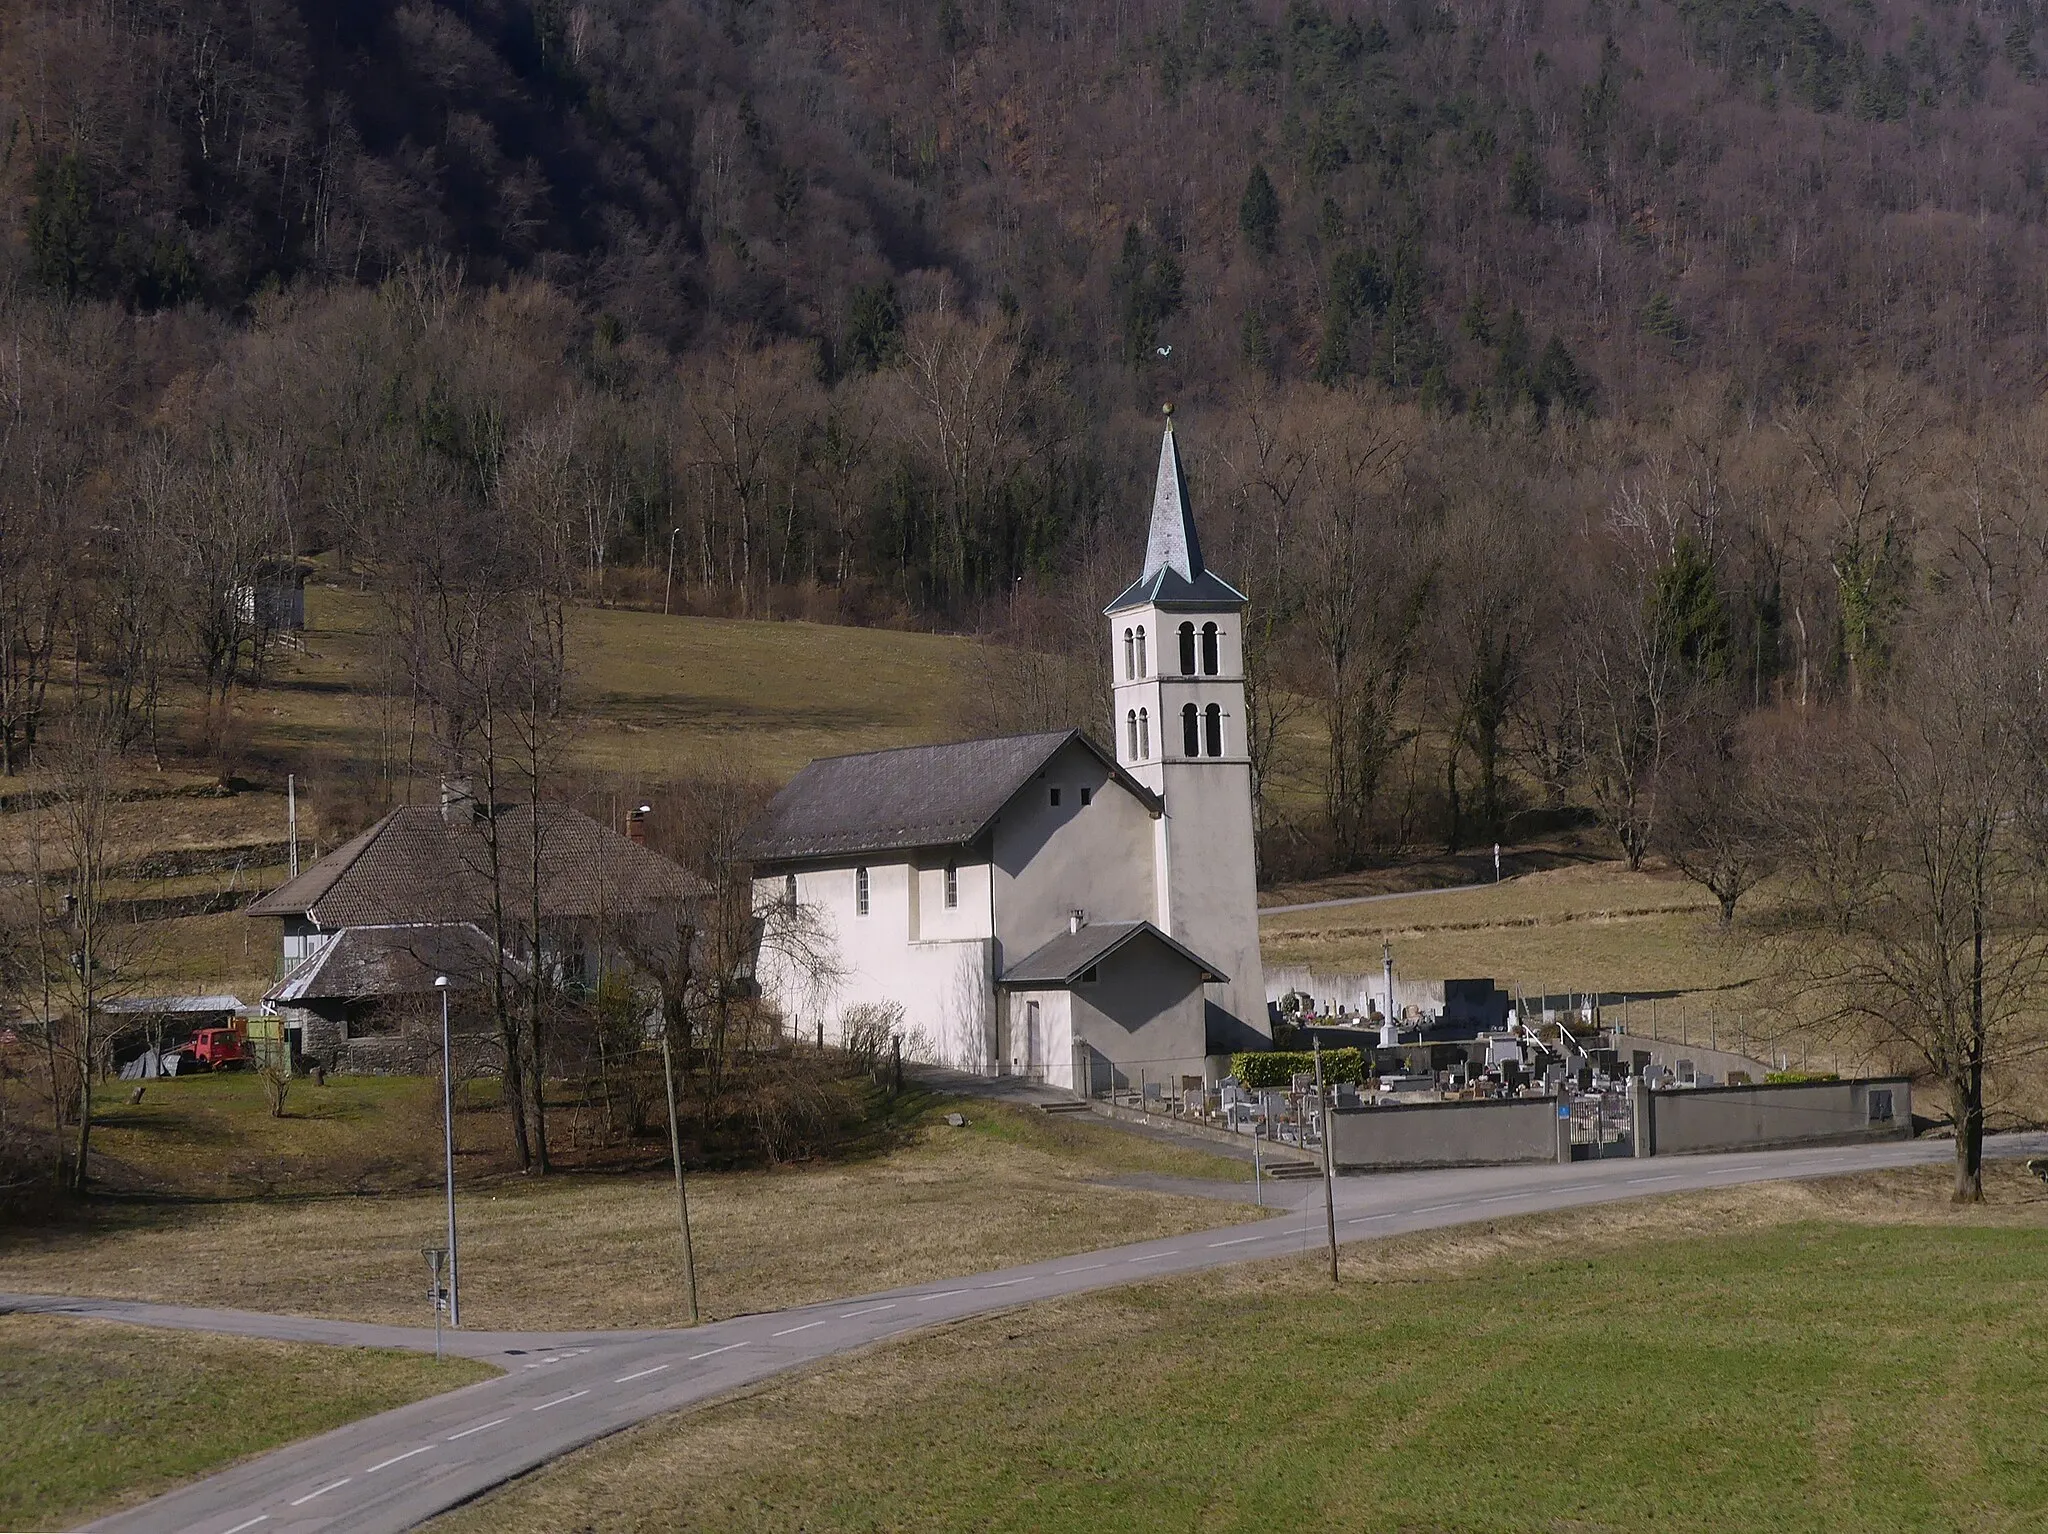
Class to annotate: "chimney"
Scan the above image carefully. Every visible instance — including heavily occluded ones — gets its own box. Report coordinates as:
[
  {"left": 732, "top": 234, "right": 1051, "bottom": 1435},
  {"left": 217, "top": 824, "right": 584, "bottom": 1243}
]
[
  {"left": 626, "top": 804, "right": 651, "bottom": 846},
  {"left": 1068, "top": 909, "right": 1086, "bottom": 934},
  {"left": 440, "top": 777, "right": 474, "bottom": 825}
]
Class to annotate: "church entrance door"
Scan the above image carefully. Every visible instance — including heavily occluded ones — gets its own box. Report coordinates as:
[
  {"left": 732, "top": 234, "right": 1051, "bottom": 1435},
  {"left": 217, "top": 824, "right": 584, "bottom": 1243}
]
[{"left": 1023, "top": 1000, "right": 1043, "bottom": 1081}]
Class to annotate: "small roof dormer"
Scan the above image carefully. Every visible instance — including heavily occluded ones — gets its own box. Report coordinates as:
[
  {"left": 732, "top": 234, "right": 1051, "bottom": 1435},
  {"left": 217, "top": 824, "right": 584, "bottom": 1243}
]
[{"left": 1106, "top": 406, "right": 1248, "bottom": 614}]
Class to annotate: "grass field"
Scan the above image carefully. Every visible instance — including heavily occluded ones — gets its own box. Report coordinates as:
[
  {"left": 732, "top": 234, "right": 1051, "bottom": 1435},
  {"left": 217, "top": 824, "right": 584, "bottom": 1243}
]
[
  {"left": 431, "top": 1164, "right": 2048, "bottom": 1534},
  {"left": 1, "top": 1086, "right": 1252, "bottom": 1330},
  {"left": 0, "top": 1314, "right": 493, "bottom": 1530},
  {"left": 244, "top": 586, "right": 978, "bottom": 785}
]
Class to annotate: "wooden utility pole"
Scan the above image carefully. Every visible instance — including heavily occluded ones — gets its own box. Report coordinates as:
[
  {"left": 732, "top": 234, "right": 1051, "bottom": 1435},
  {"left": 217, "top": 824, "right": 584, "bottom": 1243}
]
[
  {"left": 659, "top": 1028, "right": 700, "bottom": 1324},
  {"left": 1314, "top": 1038, "right": 1338, "bottom": 1284}
]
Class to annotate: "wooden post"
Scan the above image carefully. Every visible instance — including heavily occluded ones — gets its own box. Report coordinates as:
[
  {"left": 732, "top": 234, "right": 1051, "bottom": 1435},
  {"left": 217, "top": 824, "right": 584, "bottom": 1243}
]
[
  {"left": 1314, "top": 1039, "right": 1338, "bottom": 1285},
  {"left": 659, "top": 1029, "right": 700, "bottom": 1325}
]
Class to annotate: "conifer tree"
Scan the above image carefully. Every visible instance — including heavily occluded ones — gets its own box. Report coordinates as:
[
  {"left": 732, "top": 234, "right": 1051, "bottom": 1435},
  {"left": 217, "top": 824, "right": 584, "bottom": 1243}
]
[{"left": 1239, "top": 165, "right": 1280, "bottom": 256}]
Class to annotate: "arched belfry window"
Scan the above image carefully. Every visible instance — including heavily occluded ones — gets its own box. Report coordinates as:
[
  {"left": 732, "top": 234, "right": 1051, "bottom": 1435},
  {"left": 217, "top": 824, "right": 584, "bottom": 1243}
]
[
  {"left": 1135, "top": 625, "right": 1148, "bottom": 678},
  {"left": 1138, "top": 708, "right": 1150, "bottom": 759},
  {"left": 1201, "top": 621, "right": 1220, "bottom": 676},
  {"left": 1126, "top": 709, "right": 1139, "bottom": 758},
  {"left": 1204, "top": 703, "right": 1223, "bottom": 757},
  {"left": 1178, "top": 622, "right": 1196, "bottom": 675},
  {"left": 1182, "top": 703, "right": 1200, "bottom": 757},
  {"left": 1122, "top": 628, "right": 1134, "bottom": 680}
]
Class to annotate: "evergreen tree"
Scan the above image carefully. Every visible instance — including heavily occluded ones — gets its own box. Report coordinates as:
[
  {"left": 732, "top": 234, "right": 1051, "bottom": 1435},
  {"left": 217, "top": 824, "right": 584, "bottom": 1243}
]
[
  {"left": 26, "top": 154, "right": 103, "bottom": 300},
  {"left": 1532, "top": 334, "right": 1593, "bottom": 417},
  {"left": 1651, "top": 535, "right": 1730, "bottom": 680},
  {"left": 1239, "top": 164, "right": 1280, "bottom": 255},
  {"left": 844, "top": 281, "right": 904, "bottom": 372},
  {"left": 1506, "top": 147, "right": 1544, "bottom": 220}
]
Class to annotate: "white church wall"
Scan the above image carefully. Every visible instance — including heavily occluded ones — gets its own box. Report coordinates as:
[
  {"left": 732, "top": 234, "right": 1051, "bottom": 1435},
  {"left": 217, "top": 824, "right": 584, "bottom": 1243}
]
[
  {"left": 1002, "top": 987, "right": 1074, "bottom": 1088},
  {"left": 754, "top": 862, "right": 996, "bottom": 1073},
  {"left": 1156, "top": 761, "right": 1267, "bottom": 1035},
  {"left": 910, "top": 855, "right": 991, "bottom": 943},
  {"left": 988, "top": 738, "right": 1160, "bottom": 969}
]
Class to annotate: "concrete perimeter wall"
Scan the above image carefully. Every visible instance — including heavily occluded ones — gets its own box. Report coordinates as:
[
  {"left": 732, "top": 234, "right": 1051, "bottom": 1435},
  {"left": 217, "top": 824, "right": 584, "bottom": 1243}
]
[
  {"left": 1330, "top": 1097, "right": 1563, "bottom": 1171},
  {"left": 1644, "top": 1076, "right": 1911, "bottom": 1155}
]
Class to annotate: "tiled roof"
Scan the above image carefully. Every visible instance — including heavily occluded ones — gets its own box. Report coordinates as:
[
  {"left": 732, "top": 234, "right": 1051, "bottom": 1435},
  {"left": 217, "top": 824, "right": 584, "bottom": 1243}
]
[
  {"left": 247, "top": 803, "right": 705, "bottom": 928},
  {"left": 738, "top": 730, "right": 1158, "bottom": 865},
  {"left": 998, "top": 920, "right": 1226, "bottom": 987},
  {"left": 266, "top": 923, "right": 506, "bottom": 1004},
  {"left": 1106, "top": 419, "right": 1247, "bottom": 613}
]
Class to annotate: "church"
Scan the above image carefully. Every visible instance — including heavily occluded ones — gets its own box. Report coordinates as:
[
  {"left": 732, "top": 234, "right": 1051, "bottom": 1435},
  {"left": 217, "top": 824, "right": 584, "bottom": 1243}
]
[{"left": 741, "top": 411, "right": 1270, "bottom": 1089}]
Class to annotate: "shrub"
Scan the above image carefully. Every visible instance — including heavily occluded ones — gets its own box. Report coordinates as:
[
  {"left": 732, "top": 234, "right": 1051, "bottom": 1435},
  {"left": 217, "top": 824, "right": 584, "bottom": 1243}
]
[
  {"left": 1764, "top": 1070, "right": 1841, "bottom": 1084},
  {"left": 1231, "top": 1049, "right": 1365, "bottom": 1088}
]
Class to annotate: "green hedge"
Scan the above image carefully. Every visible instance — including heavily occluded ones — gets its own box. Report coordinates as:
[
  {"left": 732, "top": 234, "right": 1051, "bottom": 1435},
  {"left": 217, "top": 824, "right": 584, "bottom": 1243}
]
[
  {"left": 1231, "top": 1049, "right": 1365, "bottom": 1088},
  {"left": 1764, "top": 1070, "right": 1841, "bottom": 1084}
]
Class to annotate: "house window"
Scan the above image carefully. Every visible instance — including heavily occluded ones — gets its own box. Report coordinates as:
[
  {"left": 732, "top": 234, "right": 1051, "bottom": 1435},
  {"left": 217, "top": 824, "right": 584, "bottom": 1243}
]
[
  {"left": 1050, "top": 786, "right": 1062, "bottom": 807},
  {"left": 855, "top": 866, "right": 870, "bottom": 916},
  {"left": 944, "top": 863, "right": 959, "bottom": 908},
  {"left": 1122, "top": 628, "right": 1134, "bottom": 680},
  {"left": 1201, "top": 621, "right": 1220, "bottom": 675},
  {"left": 1138, "top": 708, "right": 1150, "bottom": 759},
  {"left": 1080, "top": 787, "right": 1091, "bottom": 806},
  {"left": 784, "top": 873, "right": 798, "bottom": 907},
  {"left": 1178, "top": 622, "right": 1196, "bottom": 674},
  {"left": 1126, "top": 709, "right": 1138, "bottom": 758},
  {"left": 1135, "top": 625, "right": 1147, "bottom": 678},
  {"left": 1204, "top": 703, "right": 1223, "bottom": 757},
  {"left": 1182, "top": 702, "right": 1199, "bottom": 757}
]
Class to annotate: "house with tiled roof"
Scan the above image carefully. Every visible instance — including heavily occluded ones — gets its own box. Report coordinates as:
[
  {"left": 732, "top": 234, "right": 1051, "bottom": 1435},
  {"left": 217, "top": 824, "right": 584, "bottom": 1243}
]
[
  {"left": 248, "top": 796, "right": 704, "bottom": 1071},
  {"left": 741, "top": 413, "right": 1269, "bottom": 1091}
]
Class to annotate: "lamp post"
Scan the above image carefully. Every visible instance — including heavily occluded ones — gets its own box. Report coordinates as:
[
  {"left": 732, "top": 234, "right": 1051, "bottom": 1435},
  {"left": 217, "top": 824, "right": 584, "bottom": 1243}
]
[
  {"left": 435, "top": 975, "right": 460, "bottom": 1328},
  {"left": 663, "top": 526, "right": 683, "bottom": 616}
]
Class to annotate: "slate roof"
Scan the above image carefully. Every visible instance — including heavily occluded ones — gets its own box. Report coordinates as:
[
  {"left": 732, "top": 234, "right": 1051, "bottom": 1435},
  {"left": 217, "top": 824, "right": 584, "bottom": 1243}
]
[
  {"left": 738, "top": 730, "right": 1158, "bottom": 866},
  {"left": 246, "top": 804, "right": 705, "bottom": 929},
  {"left": 265, "top": 923, "right": 507, "bottom": 1004},
  {"left": 998, "top": 920, "right": 1227, "bottom": 988},
  {"left": 1106, "top": 417, "right": 1248, "bottom": 614}
]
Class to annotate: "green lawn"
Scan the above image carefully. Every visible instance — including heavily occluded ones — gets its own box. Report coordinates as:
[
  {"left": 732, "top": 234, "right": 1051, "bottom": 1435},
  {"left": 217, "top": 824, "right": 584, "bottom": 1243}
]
[
  {"left": 431, "top": 1180, "right": 2048, "bottom": 1533},
  {"left": 0, "top": 1314, "right": 493, "bottom": 1530}
]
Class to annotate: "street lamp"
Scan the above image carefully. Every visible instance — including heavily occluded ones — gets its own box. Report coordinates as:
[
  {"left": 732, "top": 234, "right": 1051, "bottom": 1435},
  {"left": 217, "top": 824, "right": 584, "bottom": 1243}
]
[
  {"left": 435, "top": 975, "right": 460, "bottom": 1328},
  {"left": 663, "top": 526, "right": 684, "bottom": 616}
]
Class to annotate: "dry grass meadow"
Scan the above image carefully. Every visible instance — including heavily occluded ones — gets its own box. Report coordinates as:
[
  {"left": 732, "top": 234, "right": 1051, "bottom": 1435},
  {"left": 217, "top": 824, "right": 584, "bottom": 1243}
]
[
  {"left": 0, "top": 1093, "right": 1254, "bottom": 1330},
  {"left": 429, "top": 1163, "right": 2048, "bottom": 1534}
]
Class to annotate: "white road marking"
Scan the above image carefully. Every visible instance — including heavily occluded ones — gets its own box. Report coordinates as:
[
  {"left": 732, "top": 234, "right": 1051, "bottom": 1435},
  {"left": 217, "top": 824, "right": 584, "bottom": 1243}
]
[
  {"left": 771, "top": 1320, "right": 826, "bottom": 1338},
  {"left": 289, "top": 1478, "right": 351, "bottom": 1506},
  {"left": 365, "top": 1445, "right": 434, "bottom": 1473},
  {"left": 1626, "top": 1175, "right": 1683, "bottom": 1185},
  {"left": 1411, "top": 1203, "right": 1466, "bottom": 1214},
  {"left": 1346, "top": 1214, "right": 1395, "bottom": 1224},
  {"left": 982, "top": 1278, "right": 1031, "bottom": 1288},
  {"left": 688, "top": 1341, "right": 751, "bottom": 1361},
  {"left": 1208, "top": 1234, "right": 1265, "bottom": 1247},
  {"left": 533, "top": 1390, "right": 589, "bottom": 1412},
  {"left": 220, "top": 1518, "right": 269, "bottom": 1534},
  {"left": 839, "top": 1303, "right": 898, "bottom": 1318},
  {"left": 920, "top": 1289, "right": 972, "bottom": 1299},
  {"left": 614, "top": 1364, "right": 670, "bottom": 1384},
  {"left": 1054, "top": 1263, "right": 1108, "bottom": 1275},
  {"left": 1475, "top": 1194, "right": 1522, "bottom": 1205},
  {"left": 1126, "top": 1252, "right": 1173, "bottom": 1263},
  {"left": 446, "top": 1417, "right": 510, "bottom": 1441}
]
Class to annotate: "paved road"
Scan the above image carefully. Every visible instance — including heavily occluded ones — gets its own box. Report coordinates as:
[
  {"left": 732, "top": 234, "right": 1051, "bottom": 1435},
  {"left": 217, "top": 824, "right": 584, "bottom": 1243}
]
[
  {"left": 10, "top": 1130, "right": 2038, "bottom": 1534},
  {"left": 1260, "top": 880, "right": 1491, "bottom": 916}
]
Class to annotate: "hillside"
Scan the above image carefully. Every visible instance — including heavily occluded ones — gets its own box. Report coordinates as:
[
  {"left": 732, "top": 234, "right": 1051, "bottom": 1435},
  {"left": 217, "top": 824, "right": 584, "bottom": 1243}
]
[{"left": 9, "top": 0, "right": 2043, "bottom": 406}]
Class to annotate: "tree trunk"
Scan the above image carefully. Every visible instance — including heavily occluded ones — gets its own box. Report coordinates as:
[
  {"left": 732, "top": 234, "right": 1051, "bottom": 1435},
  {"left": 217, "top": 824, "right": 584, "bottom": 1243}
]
[{"left": 1952, "top": 1059, "right": 1984, "bottom": 1203}]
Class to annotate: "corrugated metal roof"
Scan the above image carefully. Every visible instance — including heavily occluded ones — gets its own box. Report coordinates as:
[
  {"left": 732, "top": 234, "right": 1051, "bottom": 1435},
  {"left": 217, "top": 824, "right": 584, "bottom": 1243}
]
[
  {"left": 247, "top": 804, "right": 706, "bottom": 928},
  {"left": 739, "top": 729, "right": 1157, "bottom": 865},
  {"left": 998, "top": 920, "right": 1226, "bottom": 988}
]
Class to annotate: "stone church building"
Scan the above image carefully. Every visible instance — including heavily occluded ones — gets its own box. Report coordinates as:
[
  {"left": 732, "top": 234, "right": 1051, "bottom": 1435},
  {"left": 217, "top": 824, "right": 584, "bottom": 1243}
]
[{"left": 742, "top": 415, "right": 1270, "bottom": 1089}]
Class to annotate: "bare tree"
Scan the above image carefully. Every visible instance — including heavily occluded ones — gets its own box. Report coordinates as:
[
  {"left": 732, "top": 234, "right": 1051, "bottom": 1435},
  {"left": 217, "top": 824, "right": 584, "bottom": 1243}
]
[
  {"left": 1657, "top": 706, "right": 1773, "bottom": 925},
  {"left": 1764, "top": 613, "right": 2048, "bottom": 1201}
]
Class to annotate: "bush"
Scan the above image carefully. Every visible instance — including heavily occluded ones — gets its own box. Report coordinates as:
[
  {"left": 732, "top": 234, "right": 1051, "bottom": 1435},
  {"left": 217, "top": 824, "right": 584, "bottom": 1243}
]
[
  {"left": 1231, "top": 1049, "right": 1365, "bottom": 1089},
  {"left": 1764, "top": 1070, "right": 1841, "bottom": 1084}
]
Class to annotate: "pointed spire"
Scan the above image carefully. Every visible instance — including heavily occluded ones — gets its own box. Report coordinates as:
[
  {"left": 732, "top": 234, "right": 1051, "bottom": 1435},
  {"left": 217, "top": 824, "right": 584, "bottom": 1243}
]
[{"left": 1140, "top": 403, "right": 1204, "bottom": 584}]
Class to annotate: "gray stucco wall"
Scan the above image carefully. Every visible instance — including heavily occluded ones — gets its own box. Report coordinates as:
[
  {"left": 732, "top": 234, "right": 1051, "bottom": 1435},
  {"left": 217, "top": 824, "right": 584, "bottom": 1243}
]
[
  {"left": 1645, "top": 1077, "right": 1911, "bottom": 1155},
  {"left": 1068, "top": 937, "right": 1210, "bottom": 1086},
  {"left": 1329, "top": 1097, "right": 1563, "bottom": 1171},
  {"left": 991, "top": 739, "right": 1160, "bottom": 969}
]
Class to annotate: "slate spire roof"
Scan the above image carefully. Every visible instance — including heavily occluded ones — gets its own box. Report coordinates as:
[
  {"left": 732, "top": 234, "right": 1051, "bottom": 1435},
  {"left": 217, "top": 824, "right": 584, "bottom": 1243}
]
[{"left": 1107, "top": 410, "right": 1248, "bottom": 613}]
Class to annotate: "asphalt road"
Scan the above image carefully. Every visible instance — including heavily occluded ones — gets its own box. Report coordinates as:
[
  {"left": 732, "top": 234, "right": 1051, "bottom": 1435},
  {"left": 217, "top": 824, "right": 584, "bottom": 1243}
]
[{"left": 10, "top": 1130, "right": 2039, "bottom": 1534}]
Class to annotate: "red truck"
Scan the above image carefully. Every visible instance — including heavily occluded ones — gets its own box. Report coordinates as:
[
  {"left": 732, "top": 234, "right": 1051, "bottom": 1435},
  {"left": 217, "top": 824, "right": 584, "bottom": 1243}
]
[{"left": 185, "top": 1025, "right": 249, "bottom": 1071}]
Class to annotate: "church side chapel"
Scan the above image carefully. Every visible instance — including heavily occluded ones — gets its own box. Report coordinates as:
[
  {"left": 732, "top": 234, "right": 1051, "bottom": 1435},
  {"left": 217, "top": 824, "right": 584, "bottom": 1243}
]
[{"left": 742, "top": 411, "right": 1269, "bottom": 1089}]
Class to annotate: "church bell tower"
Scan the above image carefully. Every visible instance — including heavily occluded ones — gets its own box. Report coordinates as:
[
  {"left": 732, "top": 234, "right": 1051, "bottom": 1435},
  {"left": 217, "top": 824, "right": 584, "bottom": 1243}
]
[{"left": 1107, "top": 406, "right": 1270, "bottom": 1044}]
